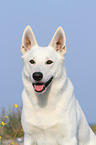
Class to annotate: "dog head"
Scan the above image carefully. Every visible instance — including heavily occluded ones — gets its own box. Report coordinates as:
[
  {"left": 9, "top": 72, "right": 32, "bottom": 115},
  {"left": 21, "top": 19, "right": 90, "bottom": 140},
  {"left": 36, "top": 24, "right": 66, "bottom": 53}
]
[{"left": 21, "top": 26, "right": 66, "bottom": 94}]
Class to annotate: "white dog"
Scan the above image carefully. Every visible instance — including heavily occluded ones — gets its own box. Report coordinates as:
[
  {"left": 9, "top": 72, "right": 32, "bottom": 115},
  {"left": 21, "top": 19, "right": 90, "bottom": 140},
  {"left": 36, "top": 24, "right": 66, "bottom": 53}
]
[{"left": 21, "top": 26, "right": 96, "bottom": 145}]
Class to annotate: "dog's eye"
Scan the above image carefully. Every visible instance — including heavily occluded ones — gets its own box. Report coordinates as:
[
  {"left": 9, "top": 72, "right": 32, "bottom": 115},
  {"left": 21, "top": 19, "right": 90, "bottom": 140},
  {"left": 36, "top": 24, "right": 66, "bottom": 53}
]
[
  {"left": 29, "top": 59, "right": 35, "bottom": 64},
  {"left": 46, "top": 60, "right": 53, "bottom": 65}
]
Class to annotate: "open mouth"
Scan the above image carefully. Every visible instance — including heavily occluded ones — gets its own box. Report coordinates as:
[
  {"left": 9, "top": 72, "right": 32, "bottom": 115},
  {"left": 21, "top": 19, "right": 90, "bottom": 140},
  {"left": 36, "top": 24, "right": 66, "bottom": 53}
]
[{"left": 32, "top": 77, "right": 53, "bottom": 93}]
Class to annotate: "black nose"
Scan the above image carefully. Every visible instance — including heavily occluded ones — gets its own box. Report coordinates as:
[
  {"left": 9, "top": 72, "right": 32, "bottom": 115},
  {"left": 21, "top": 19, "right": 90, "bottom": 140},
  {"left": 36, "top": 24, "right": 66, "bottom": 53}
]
[{"left": 33, "top": 72, "right": 43, "bottom": 81}]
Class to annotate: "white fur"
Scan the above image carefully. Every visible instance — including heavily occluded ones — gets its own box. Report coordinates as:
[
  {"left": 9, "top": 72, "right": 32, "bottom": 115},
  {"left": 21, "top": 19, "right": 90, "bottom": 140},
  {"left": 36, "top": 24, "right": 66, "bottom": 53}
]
[{"left": 21, "top": 26, "right": 96, "bottom": 145}]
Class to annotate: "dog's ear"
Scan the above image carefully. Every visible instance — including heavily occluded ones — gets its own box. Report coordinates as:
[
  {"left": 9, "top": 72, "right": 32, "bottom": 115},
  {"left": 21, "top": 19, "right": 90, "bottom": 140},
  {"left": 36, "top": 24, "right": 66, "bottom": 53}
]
[
  {"left": 21, "top": 25, "right": 38, "bottom": 55},
  {"left": 49, "top": 27, "right": 66, "bottom": 55}
]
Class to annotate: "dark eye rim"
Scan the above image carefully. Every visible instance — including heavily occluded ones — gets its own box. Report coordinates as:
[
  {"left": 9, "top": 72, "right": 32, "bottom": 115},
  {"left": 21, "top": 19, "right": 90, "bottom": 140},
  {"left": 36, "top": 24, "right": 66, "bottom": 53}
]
[
  {"left": 46, "top": 60, "right": 53, "bottom": 65},
  {"left": 29, "top": 59, "right": 35, "bottom": 64}
]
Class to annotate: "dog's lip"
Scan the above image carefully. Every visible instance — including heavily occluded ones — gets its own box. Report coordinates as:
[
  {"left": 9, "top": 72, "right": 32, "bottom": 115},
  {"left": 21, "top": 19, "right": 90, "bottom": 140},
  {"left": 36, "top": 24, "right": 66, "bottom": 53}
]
[{"left": 32, "top": 76, "right": 53, "bottom": 93}]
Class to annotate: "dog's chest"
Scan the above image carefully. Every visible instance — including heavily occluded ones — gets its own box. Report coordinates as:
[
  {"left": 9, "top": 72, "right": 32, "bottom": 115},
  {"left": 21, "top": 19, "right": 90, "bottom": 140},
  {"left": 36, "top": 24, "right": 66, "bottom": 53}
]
[{"left": 22, "top": 108, "right": 65, "bottom": 143}]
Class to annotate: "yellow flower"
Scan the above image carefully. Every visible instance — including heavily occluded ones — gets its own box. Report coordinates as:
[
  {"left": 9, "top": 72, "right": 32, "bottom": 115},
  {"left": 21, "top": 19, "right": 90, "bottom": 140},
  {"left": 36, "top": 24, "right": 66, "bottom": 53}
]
[
  {"left": 21, "top": 128, "right": 24, "bottom": 132},
  {"left": 11, "top": 143, "right": 14, "bottom": 145},
  {"left": 0, "top": 136, "right": 1, "bottom": 139},
  {"left": 1, "top": 121, "right": 6, "bottom": 126},
  {"left": 4, "top": 116, "right": 9, "bottom": 119},
  {"left": 13, "top": 104, "right": 18, "bottom": 108}
]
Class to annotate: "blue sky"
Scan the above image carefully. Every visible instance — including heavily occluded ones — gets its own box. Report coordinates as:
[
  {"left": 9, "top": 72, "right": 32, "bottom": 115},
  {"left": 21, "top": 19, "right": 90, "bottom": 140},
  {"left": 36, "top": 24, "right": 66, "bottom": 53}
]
[{"left": 0, "top": 0, "right": 96, "bottom": 124}]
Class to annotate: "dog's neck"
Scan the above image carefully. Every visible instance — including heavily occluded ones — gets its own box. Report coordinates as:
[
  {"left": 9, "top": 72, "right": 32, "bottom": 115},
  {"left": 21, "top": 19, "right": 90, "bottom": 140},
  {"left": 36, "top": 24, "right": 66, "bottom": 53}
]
[{"left": 22, "top": 68, "right": 67, "bottom": 111}]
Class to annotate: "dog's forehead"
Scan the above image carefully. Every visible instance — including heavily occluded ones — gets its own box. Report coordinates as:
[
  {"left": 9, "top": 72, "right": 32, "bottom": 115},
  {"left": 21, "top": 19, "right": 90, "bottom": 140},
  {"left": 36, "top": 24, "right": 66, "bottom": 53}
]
[{"left": 28, "top": 46, "right": 56, "bottom": 59}]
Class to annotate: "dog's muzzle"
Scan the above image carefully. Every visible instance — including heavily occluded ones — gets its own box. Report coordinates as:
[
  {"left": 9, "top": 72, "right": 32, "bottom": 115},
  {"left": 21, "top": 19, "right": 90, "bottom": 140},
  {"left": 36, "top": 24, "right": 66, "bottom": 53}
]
[{"left": 32, "top": 76, "right": 53, "bottom": 93}]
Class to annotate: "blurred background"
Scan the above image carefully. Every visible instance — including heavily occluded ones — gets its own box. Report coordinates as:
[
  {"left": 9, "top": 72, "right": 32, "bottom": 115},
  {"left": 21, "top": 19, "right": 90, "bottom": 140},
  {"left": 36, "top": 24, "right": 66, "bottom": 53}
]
[{"left": 0, "top": 0, "right": 96, "bottom": 124}]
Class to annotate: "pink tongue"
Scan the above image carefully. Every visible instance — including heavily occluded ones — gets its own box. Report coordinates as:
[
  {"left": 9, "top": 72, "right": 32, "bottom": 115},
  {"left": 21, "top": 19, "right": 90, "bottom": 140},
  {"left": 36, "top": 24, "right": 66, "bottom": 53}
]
[{"left": 34, "top": 85, "right": 44, "bottom": 92}]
